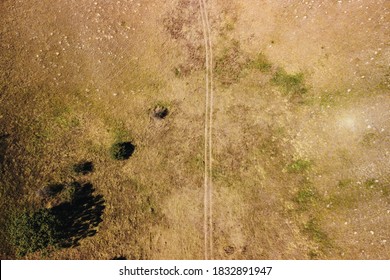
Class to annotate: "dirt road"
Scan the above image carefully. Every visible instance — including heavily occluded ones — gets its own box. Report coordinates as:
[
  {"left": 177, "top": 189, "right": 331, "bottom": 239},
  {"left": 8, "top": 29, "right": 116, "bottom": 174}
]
[{"left": 199, "top": 0, "right": 214, "bottom": 260}]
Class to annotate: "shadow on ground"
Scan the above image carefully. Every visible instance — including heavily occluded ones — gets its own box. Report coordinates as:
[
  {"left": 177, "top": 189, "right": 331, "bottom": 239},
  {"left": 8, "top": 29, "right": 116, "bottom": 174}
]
[
  {"left": 51, "top": 182, "right": 105, "bottom": 248},
  {"left": 0, "top": 134, "right": 10, "bottom": 167}
]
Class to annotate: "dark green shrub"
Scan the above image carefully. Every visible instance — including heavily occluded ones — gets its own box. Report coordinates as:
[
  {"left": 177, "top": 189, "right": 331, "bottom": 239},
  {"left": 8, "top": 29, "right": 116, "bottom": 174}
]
[
  {"left": 110, "top": 142, "right": 135, "bottom": 160},
  {"left": 8, "top": 209, "right": 61, "bottom": 256}
]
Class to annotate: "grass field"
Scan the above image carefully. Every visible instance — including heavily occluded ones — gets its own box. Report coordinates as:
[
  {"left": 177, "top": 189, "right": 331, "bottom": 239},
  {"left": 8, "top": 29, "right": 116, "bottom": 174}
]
[{"left": 0, "top": 0, "right": 389, "bottom": 260}]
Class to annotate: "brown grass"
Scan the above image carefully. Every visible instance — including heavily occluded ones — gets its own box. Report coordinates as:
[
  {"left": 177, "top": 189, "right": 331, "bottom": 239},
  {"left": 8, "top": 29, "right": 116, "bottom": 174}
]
[{"left": 0, "top": 0, "right": 389, "bottom": 260}]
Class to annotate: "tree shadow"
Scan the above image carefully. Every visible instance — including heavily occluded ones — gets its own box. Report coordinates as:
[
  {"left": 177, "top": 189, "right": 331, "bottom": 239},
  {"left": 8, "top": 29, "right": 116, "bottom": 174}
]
[
  {"left": 110, "top": 142, "right": 135, "bottom": 160},
  {"left": 51, "top": 182, "right": 105, "bottom": 248},
  {"left": 39, "top": 183, "right": 65, "bottom": 198},
  {"left": 112, "top": 256, "right": 127, "bottom": 260},
  {"left": 0, "top": 134, "right": 10, "bottom": 167},
  {"left": 72, "top": 161, "right": 94, "bottom": 175}
]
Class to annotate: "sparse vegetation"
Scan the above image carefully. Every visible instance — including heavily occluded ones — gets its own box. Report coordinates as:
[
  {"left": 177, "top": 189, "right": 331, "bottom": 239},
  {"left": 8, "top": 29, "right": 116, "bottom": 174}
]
[
  {"left": 173, "top": 67, "right": 182, "bottom": 78},
  {"left": 361, "top": 132, "right": 378, "bottom": 147},
  {"left": 337, "top": 179, "right": 353, "bottom": 188},
  {"left": 247, "top": 52, "right": 272, "bottom": 72},
  {"left": 319, "top": 92, "right": 337, "bottom": 108},
  {"left": 0, "top": 0, "right": 388, "bottom": 261},
  {"left": 294, "top": 182, "right": 318, "bottom": 209},
  {"left": 271, "top": 69, "right": 307, "bottom": 96},
  {"left": 215, "top": 40, "right": 247, "bottom": 85},
  {"left": 7, "top": 209, "right": 61, "bottom": 257},
  {"left": 287, "top": 159, "right": 312, "bottom": 173},
  {"left": 111, "top": 121, "right": 132, "bottom": 143},
  {"left": 303, "top": 218, "right": 332, "bottom": 258}
]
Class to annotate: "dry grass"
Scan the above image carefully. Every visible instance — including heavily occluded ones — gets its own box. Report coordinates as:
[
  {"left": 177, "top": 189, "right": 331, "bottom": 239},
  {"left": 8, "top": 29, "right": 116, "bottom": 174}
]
[{"left": 0, "top": 0, "right": 389, "bottom": 260}]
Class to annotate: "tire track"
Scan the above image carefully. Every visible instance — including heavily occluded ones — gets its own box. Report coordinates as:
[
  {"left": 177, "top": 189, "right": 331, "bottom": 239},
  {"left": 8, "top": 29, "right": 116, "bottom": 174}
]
[{"left": 199, "top": 0, "right": 214, "bottom": 260}]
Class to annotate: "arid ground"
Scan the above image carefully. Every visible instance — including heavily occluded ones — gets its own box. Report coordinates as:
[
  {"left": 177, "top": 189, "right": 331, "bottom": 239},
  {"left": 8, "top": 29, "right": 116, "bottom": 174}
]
[{"left": 0, "top": 0, "right": 389, "bottom": 260}]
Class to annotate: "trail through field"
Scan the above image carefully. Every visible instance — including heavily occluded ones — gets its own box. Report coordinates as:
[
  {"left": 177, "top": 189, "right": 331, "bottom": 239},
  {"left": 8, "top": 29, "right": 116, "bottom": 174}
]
[{"left": 199, "top": 0, "right": 214, "bottom": 260}]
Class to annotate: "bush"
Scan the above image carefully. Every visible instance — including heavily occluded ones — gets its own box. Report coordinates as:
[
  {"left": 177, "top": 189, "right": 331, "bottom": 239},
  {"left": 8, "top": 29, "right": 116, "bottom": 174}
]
[
  {"left": 8, "top": 209, "right": 61, "bottom": 256},
  {"left": 110, "top": 142, "right": 135, "bottom": 160}
]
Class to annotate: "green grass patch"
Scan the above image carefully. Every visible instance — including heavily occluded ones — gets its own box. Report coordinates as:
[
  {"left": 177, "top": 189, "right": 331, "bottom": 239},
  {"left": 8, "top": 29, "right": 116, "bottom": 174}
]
[
  {"left": 106, "top": 119, "right": 132, "bottom": 143},
  {"left": 364, "top": 178, "right": 389, "bottom": 196},
  {"left": 319, "top": 92, "right": 337, "bottom": 108},
  {"left": 247, "top": 52, "right": 272, "bottom": 72},
  {"left": 303, "top": 218, "right": 332, "bottom": 258},
  {"left": 293, "top": 180, "right": 318, "bottom": 210},
  {"left": 329, "top": 177, "right": 389, "bottom": 210},
  {"left": 51, "top": 102, "right": 80, "bottom": 129},
  {"left": 337, "top": 179, "right": 353, "bottom": 188},
  {"left": 304, "top": 219, "right": 330, "bottom": 244},
  {"left": 7, "top": 208, "right": 61, "bottom": 257},
  {"left": 287, "top": 159, "right": 312, "bottom": 173},
  {"left": 271, "top": 69, "right": 307, "bottom": 96}
]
